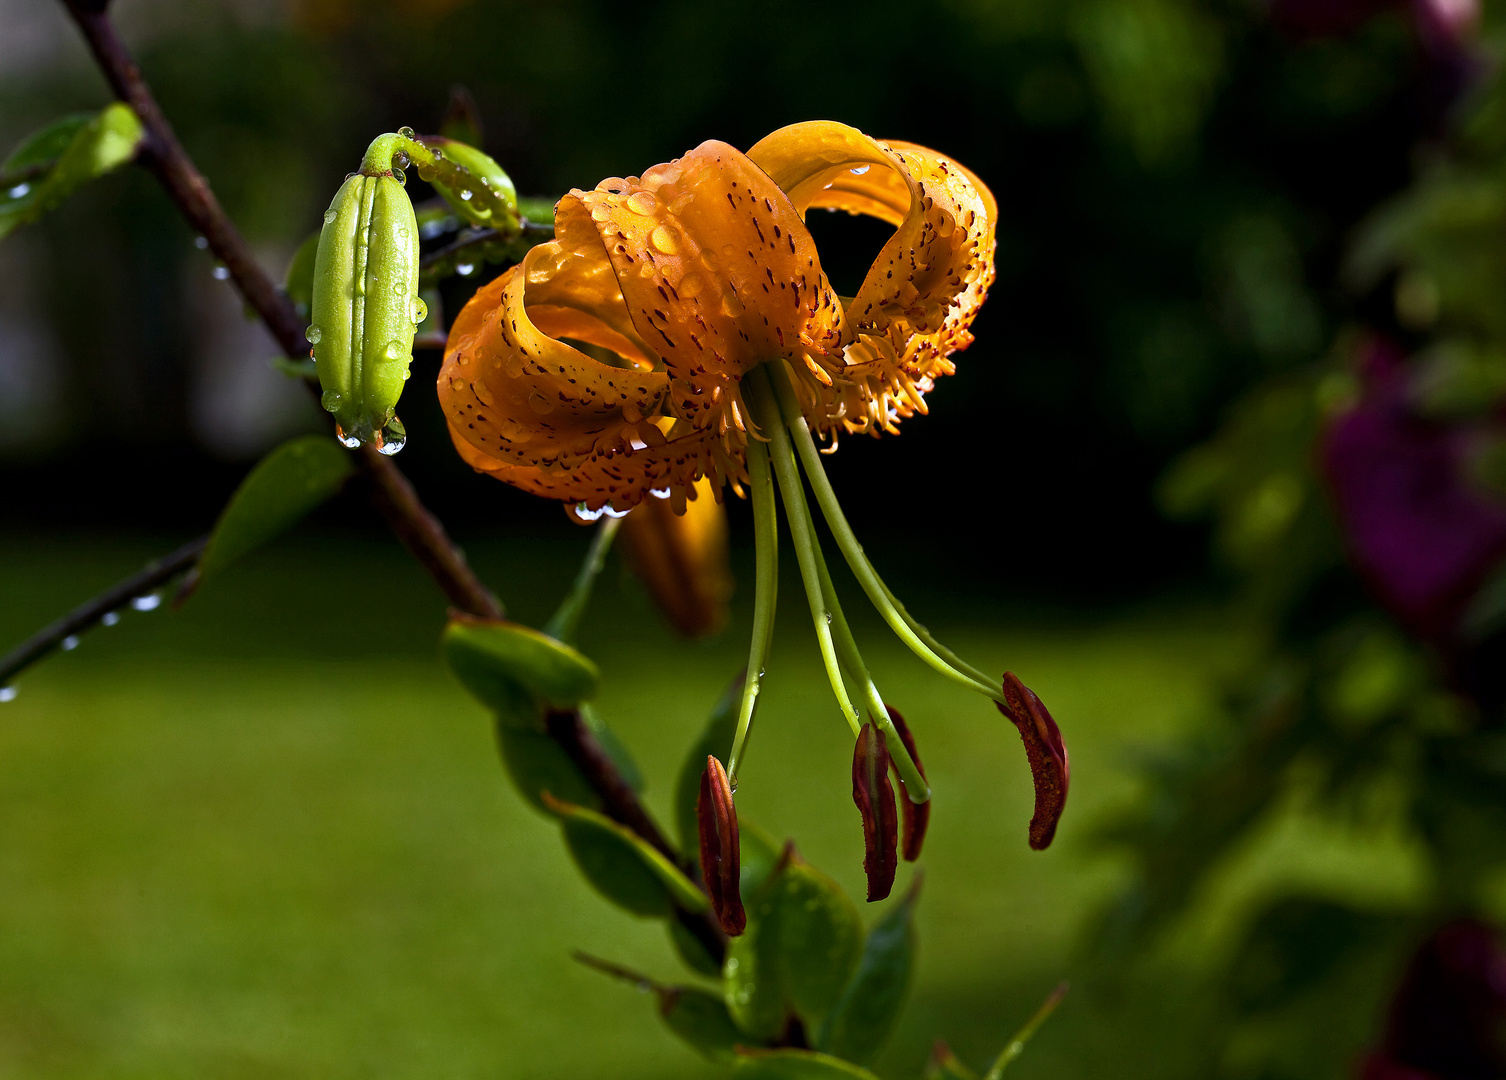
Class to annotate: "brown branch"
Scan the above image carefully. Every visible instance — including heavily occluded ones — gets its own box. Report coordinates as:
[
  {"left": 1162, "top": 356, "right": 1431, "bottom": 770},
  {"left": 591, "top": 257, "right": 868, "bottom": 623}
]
[
  {"left": 60, "top": 0, "right": 501, "bottom": 620},
  {"left": 0, "top": 535, "right": 206, "bottom": 687}
]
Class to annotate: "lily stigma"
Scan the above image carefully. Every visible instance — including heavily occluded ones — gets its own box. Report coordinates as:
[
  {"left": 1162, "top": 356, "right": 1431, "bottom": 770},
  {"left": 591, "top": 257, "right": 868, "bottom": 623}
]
[{"left": 437, "top": 121, "right": 1068, "bottom": 921}]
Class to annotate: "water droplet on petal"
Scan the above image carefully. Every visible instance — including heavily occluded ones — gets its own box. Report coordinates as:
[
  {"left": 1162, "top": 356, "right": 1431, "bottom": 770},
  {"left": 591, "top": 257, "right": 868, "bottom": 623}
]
[
  {"left": 850, "top": 164, "right": 871, "bottom": 175},
  {"left": 527, "top": 391, "right": 556, "bottom": 415},
  {"left": 131, "top": 594, "right": 162, "bottom": 612},
  {"left": 650, "top": 225, "right": 679, "bottom": 255},
  {"left": 305, "top": 324, "right": 322, "bottom": 344},
  {"left": 721, "top": 292, "right": 745, "bottom": 318},
  {"left": 61, "top": 635, "right": 79, "bottom": 650},
  {"left": 678, "top": 273, "right": 703, "bottom": 298},
  {"left": 0, "top": 687, "right": 16, "bottom": 703},
  {"left": 626, "top": 191, "right": 657, "bottom": 215}
]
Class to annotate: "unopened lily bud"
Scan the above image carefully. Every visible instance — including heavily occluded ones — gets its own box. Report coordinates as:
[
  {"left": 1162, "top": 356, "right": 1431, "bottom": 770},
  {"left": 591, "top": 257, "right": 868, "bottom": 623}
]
[
  {"left": 884, "top": 706, "right": 929, "bottom": 862},
  {"left": 418, "top": 136, "right": 518, "bottom": 228},
  {"left": 852, "top": 723, "right": 899, "bottom": 902},
  {"left": 619, "top": 478, "right": 733, "bottom": 638},
  {"left": 696, "top": 754, "right": 744, "bottom": 935},
  {"left": 997, "top": 673, "right": 1069, "bottom": 850},
  {"left": 308, "top": 153, "right": 422, "bottom": 453}
]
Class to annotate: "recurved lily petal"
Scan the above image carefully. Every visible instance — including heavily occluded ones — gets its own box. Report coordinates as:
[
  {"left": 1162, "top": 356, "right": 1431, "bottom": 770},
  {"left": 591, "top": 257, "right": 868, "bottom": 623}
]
[
  {"left": 697, "top": 754, "right": 745, "bottom": 935},
  {"left": 996, "top": 673, "right": 1069, "bottom": 851},
  {"left": 556, "top": 140, "right": 848, "bottom": 439},
  {"left": 852, "top": 723, "right": 899, "bottom": 902},
  {"left": 884, "top": 706, "right": 930, "bottom": 862},
  {"left": 619, "top": 476, "right": 733, "bottom": 638},
  {"left": 747, "top": 122, "right": 997, "bottom": 436}
]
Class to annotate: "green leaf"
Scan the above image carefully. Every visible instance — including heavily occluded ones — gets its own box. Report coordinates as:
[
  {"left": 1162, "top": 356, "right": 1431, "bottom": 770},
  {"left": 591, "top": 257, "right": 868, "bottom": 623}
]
[
  {"left": 776, "top": 860, "right": 864, "bottom": 1025},
  {"left": 283, "top": 230, "right": 320, "bottom": 319},
  {"left": 662, "top": 987, "right": 746, "bottom": 1062},
  {"left": 732, "top": 1049, "right": 882, "bottom": 1080},
  {"left": 676, "top": 673, "right": 743, "bottom": 852},
  {"left": 190, "top": 434, "right": 356, "bottom": 592},
  {"left": 441, "top": 618, "right": 599, "bottom": 715},
  {"left": 0, "top": 104, "right": 145, "bottom": 241},
  {"left": 545, "top": 795, "right": 708, "bottom": 918},
  {"left": 581, "top": 702, "right": 644, "bottom": 792},
  {"left": 738, "top": 823, "right": 781, "bottom": 902},
  {"left": 724, "top": 850, "right": 863, "bottom": 1038},
  {"left": 269, "top": 355, "right": 317, "bottom": 380},
  {"left": 668, "top": 916, "right": 723, "bottom": 978},
  {"left": 817, "top": 883, "right": 919, "bottom": 1063},
  {"left": 496, "top": 725, "right": 600, "bottom": 814}
]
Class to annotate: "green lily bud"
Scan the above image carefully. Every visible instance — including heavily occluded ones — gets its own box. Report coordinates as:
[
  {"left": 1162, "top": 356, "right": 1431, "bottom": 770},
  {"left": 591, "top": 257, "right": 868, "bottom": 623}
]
[
  {"left": 418, "top": 136, "right": 518, "bottom": 228},
  {"left": 307, "top": 136, "right": 425, "bottom": 453}
]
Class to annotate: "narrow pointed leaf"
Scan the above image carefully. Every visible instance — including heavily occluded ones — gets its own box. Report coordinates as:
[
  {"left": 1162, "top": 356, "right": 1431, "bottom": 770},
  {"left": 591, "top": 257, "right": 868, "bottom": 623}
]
[
  {"left": 441, "top": 616, "right": 599, "bottom": 715},
  {"left": 885, "top": 706, "right": 930, "bottom": 861},
  {"left": 852, "top": 724, "right": 898, "bottom": 901},
  {"left": 733, "top": 1049, "right": 883, "bottom": 1079},
  {"left": 983, "top": 982, "right": 1069, "bottom": 1078},
  {"left": 661, "top": 987, "right": 747, "bottom": 1062},
  {"left": 0, "top": 104, "right": 144, "bottom": 241},
  {"left": 698, "top": 755, "right": 746, "bottom": 935},
  {"left": 996, "top": 673, "right": 1069, "bottom": 850},
  {"left": 926, "top": 1041, "right": 982, "bottom": 1080},
  {"left": 186, "top": 435, "right": 356, "bottom": 595},
  {"left": 543, "top": 793, "right": 709, "bottom": 917},
  {"left": 817, "top": 879, "right": 920, "bottom": 1063},
  {"left": 496, "top": 723, "right": 600, "bottom": 813}
]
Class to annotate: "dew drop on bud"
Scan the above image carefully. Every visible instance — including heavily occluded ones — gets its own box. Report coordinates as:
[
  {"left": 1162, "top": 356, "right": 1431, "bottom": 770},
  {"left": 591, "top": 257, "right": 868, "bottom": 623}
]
[
  {"left": 321, "top": 389, "right": 343, "bottom": 412},
  {"left": 0, "top": 687, "right": 17, "bottom": 703},
  {"left": 460, "top": 189, "right": 473, "bottom": 201},
  {"left": 384, "top": 340, "right": 406, "bottom": 362},
  {"left": 377, "top": 416, "right": 407, "bottom": 455},
  {"left": 305, "top": 324, "right": 322, "bottom": 345},
  {"left": 337, "top": 431, "right": 362, "bottom": 449},
  {"left": 392, "top": 281, "right": 407, "bottom": 296},
  {"left": 323, "top": 208, "right": 337, "bottom": 225},
  {"left": 412, "top": 297, "right": 429, "bottom": 323},
  {"left": 398, "top": 126, "right": 416, "bottom": 139}
]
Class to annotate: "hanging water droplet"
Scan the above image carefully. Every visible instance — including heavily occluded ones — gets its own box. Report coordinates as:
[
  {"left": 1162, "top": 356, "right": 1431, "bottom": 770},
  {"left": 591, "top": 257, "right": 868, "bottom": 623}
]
[
  {"left": 305, "top": 324, "right": 322, "bottom": 344},
  {"left": 337, "top": 430, "right": 362, "bottom": 449},
  {"left": 650, "top": 487, "right": 671, "bottom": 499},
  {"left": 824, "top": 611, "right": 833, "bottom": 624},
  {"left": 131, "top": 594, "right": 162, "bottom": 612},
  {"left": 377, "top": 416, "right": 406, "bottom": 455},
  {"left": 457, "top": 262, "right": 475, "bottom": 276},
  {"left": 398, "top": 126, "right": 416, "bottom": 139},
  {"left": 194, "top": 235, "right": 209, "bottom": 249},
  {"left": 321, "top": 389, "right": 343, "bottom": 411},
  {"left": 101, "top": 611, "right": 121, "bottom": 627},
  {"left": 212, "top": 265, "right": 230, "bottom": 281},
  {"left": 459, "top": 189, "right": 473, "bottom": 202},
  {"left": 0, "top": 687, "right": 16, "bottom": 703},
  {"left": 61, "top": 634, "right": 79, "bottom": 651},
  {"left": 323, "top": 208, "right": 338, "bottom": 225},
  {"left": 412, "top": 297, "right": 429, "bottom": 323},
  {"left": 7, "top": 183, "right": 31, "bottom": 199}
]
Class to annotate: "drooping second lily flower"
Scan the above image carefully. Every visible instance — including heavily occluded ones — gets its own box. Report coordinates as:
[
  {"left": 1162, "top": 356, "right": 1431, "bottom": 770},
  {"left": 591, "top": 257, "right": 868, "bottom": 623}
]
[{"left": 437, "top": 121, "right": 1066, "bottom": 908}]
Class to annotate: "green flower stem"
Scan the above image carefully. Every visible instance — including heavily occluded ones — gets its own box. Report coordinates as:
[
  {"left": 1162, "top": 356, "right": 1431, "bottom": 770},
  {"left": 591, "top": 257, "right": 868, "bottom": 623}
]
[
  {"left": 805, "top": 495, "right": 932, "bottom": 802},
  {"left": 984, "top": 982, "right": 1069, "bottom": 1078},
  {"left": 873, "top": 574, "right": 998, "bottom": 689},
  {"left": 727, "top": 436, "right": 779, "bottom": 784},
  {"left": 765, "top": 361, "right": 1006, "bottom": 706},
  {"left": 544, "top": 515, "right": 622, "bottom": 645},
  {"left": 745, "top": 366, "right": 862, "bottom": 738},
  {"left": 358, "top": 129, "right": 518, "bottom": 233}
]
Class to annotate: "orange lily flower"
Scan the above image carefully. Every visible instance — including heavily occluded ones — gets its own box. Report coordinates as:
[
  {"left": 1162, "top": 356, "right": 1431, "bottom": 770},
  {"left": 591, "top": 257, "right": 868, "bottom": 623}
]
[{"left": 438, "top": 122, "right": 1066, "bottom": 901}]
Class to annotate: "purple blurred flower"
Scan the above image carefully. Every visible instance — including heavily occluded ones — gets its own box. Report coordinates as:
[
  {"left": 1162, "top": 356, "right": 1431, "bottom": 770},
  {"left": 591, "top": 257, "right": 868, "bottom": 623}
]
[{"left": 1321, "top": 339, "right": 1506, "bottom": 640}]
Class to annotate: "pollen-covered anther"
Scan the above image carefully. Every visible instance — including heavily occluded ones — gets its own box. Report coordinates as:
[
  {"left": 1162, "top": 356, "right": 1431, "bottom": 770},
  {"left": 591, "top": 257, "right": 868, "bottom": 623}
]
[
  {"left": 697, "top": 754, "right": 745, "bottom": 935},
  {"left": 996, "top": 673, "right": 1069, "bottom": 851},
  {"left": 852, "top": 722, "right": 899, "bottom": 901}
]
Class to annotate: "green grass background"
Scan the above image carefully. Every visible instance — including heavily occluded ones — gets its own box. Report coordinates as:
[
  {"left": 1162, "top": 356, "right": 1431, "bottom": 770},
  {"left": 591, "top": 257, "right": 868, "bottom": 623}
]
[{"left": 0, "top": 531, "right": 1425, "bottom": 1078}]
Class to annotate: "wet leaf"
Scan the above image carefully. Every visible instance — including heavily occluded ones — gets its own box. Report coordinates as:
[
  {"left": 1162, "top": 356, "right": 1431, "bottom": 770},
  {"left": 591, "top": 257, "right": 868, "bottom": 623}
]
[
  {"left": 496, "top": 724, "right": 600, "bottom": 813},
  {"left": 0, "top": 104, "right": 144, "bottom": 241},
  {"left": 544, "top": 794, "right": 709, "bottom": 918},
  {"left": 777, "top": 859, "right": 864, "bottom": 1025},
  {"left": 997, "top": 673, "right": 1070, "bottom": 850},
  {"left": 817, "top": 880, "right": 920, "bottom": 1063},
  {"left": 733, "top": 1049, "right": 883, "bottom": 1079},
  {"left": 662, "top": 987, "right": 747, "bottom": 1062},
  {"left": 186, "top": 435, "right": 356, "bottom": 596},
  {"left": 852, "top": 724, "right": 898, "bottom": 901},
  {"left": 724, "top": 860, "right": 789, "bottom": 1040},
  {"left": 441, "top": 616, "right": 599, "bottom": 715},
  {"left": 668, "top": 915, "right": 724, "bottom": 978}
]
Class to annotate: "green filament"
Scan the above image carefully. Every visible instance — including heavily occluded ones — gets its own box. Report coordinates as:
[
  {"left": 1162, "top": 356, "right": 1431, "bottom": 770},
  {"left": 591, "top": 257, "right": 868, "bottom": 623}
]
[{"left": 727, "top": 437, "right": 779, "bottom": 783}]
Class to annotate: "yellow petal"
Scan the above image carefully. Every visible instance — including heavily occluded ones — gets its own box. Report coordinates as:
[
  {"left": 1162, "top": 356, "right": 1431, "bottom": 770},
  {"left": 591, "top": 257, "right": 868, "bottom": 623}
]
[{"left": 748, "top": 121, "right": 997, "bottom": 435}]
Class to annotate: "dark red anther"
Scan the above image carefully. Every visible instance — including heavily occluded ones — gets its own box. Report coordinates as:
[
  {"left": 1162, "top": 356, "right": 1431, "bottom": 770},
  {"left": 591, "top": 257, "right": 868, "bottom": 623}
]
[
  {"left": 885, "top": 705, "right": 930, "bottom": 862},
  {"left": 997, "top": 672, "right": 1069, "bottom": 851},
  {"left": 696, "top": 755, "right": 745, "bottom": 935},
  {"left": 852, "top": 723, "right": 899, "bottom": 902}
]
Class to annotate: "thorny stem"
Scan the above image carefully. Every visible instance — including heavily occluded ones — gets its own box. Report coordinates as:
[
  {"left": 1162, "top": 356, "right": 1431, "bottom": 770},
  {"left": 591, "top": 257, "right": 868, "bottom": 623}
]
[
  {"left": 51, "top": 0, "right": 727, "bottom": 960},
  {"left": 727, "top": 437, "right": 779, "bottom": 783},
  {"left": 544, "top": 516, "right": 622, "bottom": 644},
  {"left": 59, "top": 0, "right": 501, "bottom": 621},
  {"left": 765, "top": 361, "right": 1006, "bottom": 705},
  {"left": 0, "top": 535, "right": 206, "bottom": 688},
  {"left": 744, "top": 367, "right": 862, "bottom": 737}
]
